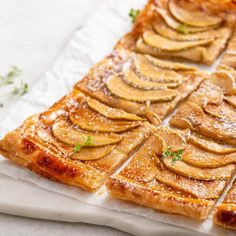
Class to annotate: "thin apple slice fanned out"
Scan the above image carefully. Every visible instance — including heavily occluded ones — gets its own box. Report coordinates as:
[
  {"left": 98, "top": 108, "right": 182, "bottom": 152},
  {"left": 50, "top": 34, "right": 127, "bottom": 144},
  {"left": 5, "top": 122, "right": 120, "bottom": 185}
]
[
  {"left": 134, "top": 54, "right": 183, "bottom": 83},
  {"left": 163, "top": 156, "right": 235, "bottom": 180},
  {"left": 69, "top": 106, "right": 140, "bottom": 133},
  {"left": 120, "top": 135, "right": 159, "bottom": 183},
  {"left": 106, "top": 75, "right": 177, "bottom": 103},
  {"left": 156, "top": 7, "right": 214, "bottom": 33},
  {"left": 182, "top": 144, "right": 236, "bottom": 168},
  {"left": 145, "top": 55, "right": 197, "bottom": 71},
  {"left": 136, "top": 38, "right": 206, "bottom": 63},
  {"left": 170, "top": 102, "right": 236, "bottom": 144},
  {"left": 156, "top": 126, "right": 187, "bottom": 154},
  {"left": 208, "top": 71, "right": 236, "bottom": 95},
  {"left": 52, "top": 119, "right": 123, "bottom": 147},
  {"left": 123, "top": 69, "right": 179, "bottom": 90},
  {"left": 169, "top": 0, "right": 222, "bottom": 28},
  {"left": 188, "top": 81, "right": 224, "bottom": 107},
  {"left": 155, "top": 161, "right": 226, "bottom": 199},
  {"left": 190, "top": 134, "right": 236, "bottom": 154},
  {"left": 204, "top": 102, "right": 236, "bottom": 123},
  {"left": 225, "top": 95, "right": 236, "bottom": 108},
  {"left": 153, "top": 19, "right": 216, "bottom": 42},
  {"left": 70, "top": 145, "right": 115, "bottom": 161},
  {"left": 143, "top": 31, "right": 213, "bottom": 51},
  {"left": 86, "top": 97, "right": 143, "bottom": 121}
]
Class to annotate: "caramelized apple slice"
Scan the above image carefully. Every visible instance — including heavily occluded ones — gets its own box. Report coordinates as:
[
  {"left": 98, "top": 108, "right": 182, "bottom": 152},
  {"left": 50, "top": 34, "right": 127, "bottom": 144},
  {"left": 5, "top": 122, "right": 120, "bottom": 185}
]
[
  {"left": 123, "top": 69, "right": 179, "bottom": 90},
  {"left": 188, "top": 81, "right": 224, "bottom": 107},
  {"left": 153, "top": 19, "right": 216, "bottom": 41},
  {"left": 136, "top": 38, "right": 205, "bottom": 63},
  {"left": 69, "top": 106, "right": 140, "bottom": 133},
  {"left": 157, "top": 7, "right": 214, "bottom": 33},
  {"left": 225, "top": 95, "right": 236, "bottom": 108},
  {"left": 155, "top": 160, "right": 226, "bottom": 199},
  {"left": 169, "top": 0, "right": 222, "bottom": 27},
  {"left": 163, "top": 156, "right": 235, "bottom": 180},
  {"left": 86, "top": 97, "right": 143, "bottom": 121},
  {"left": 70, "top": 145, "right": 114, "bottom": 161},
  {"left": 120, "top": 135, "right": 159, "bottom": 183},
  {"left": 204, "top": 102, "right": 236, "bottom": 123},
  {"left": 106, "top": 75, "right": 177, "bottom": 102},
  {"left": 170, "top": 102, "right": 236, "bottom": 143},
  {"left": 209, "top": 71, "right": 236, "bottom": 95},
  {"left": 156, "top": 126, "right": 187, "bottom": 153},
  {"left": 145, "top": 55, "right": 197, "bottom": 71},
  {"left": 52, "top": 119, "right": 123, "bottom": 147},
  {"left": 143, "top": 31, "right": 213, "bottom": 51},
  {"left": 182, "top": 143, "right": 236, "bottom": 168},
  {"left": 190, "top": 134, "right": 236, "bottom": 154},
  {"left": 134, "top": 55, "right": 183, "bottom": 83}
]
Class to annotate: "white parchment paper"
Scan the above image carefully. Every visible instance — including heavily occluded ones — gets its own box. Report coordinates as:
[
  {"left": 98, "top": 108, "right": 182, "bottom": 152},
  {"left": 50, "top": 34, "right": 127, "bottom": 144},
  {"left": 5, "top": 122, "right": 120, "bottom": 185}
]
[{"left": 0, "top": 0, "right": 234, "bottom": 235}]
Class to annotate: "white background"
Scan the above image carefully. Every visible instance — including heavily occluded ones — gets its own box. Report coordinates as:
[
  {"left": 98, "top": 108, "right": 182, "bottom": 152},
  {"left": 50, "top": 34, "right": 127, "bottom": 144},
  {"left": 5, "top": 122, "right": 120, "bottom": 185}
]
[{"left": 0, "top": 0, "right": 128, "bottom": 235}]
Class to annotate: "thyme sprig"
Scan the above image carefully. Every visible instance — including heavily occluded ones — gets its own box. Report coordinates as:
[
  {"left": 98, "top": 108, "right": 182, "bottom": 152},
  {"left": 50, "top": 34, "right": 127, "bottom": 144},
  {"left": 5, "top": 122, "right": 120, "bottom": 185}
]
[
  {"left": 129, "top": 8, "right": 140, "bottom": 23},
  {"left": 162, "top": 146, "right": 184, "bottom": 165},
  {"left": 73, "top": 135, "right": 94, "bottom": 152}
]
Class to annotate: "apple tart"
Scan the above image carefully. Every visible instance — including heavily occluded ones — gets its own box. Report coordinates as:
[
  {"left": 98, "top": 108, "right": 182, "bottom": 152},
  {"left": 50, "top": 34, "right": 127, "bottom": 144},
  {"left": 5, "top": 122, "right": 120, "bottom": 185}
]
[
  {"left": 117, "top": 0, "right": 235, "bottom": 65},
  {"left": 76, "top": 49, "right": 205, "bottom": 125},
  {"left": 107, "top": 126, "right": 235, "bottom": 219},
  {"left": 214, "top": 180, "right": 236, "bottom": 230},
  {"left": 0, "top": 90, "right": 152, "bottom": 191}
]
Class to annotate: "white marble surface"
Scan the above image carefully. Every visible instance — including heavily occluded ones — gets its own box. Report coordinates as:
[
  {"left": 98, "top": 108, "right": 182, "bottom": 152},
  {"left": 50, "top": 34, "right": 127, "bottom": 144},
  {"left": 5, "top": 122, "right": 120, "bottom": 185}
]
[{"left": 0, "top": 0, "right": 128, "bottom": 235}]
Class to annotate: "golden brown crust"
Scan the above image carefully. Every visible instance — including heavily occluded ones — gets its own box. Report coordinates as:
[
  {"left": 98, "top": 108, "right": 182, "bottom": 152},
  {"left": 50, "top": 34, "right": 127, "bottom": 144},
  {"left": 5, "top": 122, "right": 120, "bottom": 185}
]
[{"left": 107, "top": 176, "right": 214, "bottom": 220}]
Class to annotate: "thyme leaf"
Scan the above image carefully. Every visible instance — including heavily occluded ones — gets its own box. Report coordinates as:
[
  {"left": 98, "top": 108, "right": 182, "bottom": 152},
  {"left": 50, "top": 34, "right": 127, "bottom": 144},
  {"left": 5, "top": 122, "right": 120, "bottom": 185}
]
[{"left": 129, "top": 8, "right": 140, "bottom": 23}]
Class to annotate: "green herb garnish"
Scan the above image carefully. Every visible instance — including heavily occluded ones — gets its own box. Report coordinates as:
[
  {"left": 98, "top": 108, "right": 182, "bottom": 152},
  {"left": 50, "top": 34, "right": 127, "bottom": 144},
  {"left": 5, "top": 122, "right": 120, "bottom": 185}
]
[
  {"left": 129, "top": 8, "right": 140, "bottom": 23},
  {"left": 12, "top": 81, "right": 29, "bottom": 96},
  {"left": 162, "top": 146, "right": 184, "bottom": 165},
  {"left": 73, "top": 135, "right": 94, "bottom": 152},
  {"left": 176, "top": 23, "right": 189, "bottom": 35},
  {"left": 0, "top": 66, "right": 21, "bottom": 88}
]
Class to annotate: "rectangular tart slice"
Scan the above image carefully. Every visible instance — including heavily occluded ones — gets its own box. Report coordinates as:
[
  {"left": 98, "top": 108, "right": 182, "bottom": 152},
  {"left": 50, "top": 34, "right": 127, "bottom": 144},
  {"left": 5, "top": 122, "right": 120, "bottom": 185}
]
[
  {"left": 0, "top": 90, "right": 152, "bottom": 191},
  {"left": 214, "top": 180, "right": 236, "bottom": 230},
  {"left": 107, "top": 126, "right": 235, "bottom": 220},
  {"left": 116, "top": 0, "right": 235, "bottom": 65},
  {"left": 76, "top": 49, "right": 205, "bottom": 125}
]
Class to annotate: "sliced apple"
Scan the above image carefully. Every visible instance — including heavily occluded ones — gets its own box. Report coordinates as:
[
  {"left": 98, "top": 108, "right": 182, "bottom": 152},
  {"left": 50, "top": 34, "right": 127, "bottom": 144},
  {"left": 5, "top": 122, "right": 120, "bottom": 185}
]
[
  {"left": 69, "top": 106, "right": 140, "bottom": 133},
  {"left": 106, "top": 75, "right": 177, "bottom": 103},
  {"left": 134, "top": 54, "right": 183, "bottom": 83},
  {"left": 204, "top": 102, "right": 236, "bottom": 123},
  {"left": 225, "top": 95, "right": 236, "bottom": 108},
  {"left": 188, "top": 81, "right": 224, "bottom": 107},
  {"left": 52, "top": 119, "right": 123, "bottom": 147},
  {"left": 208, "top": 71, "right": 236, "bottom": 95},
  {"left": 169, "top": 0, "right": 222, "bottom": 27},
  {"left": 145, "top": 55, "right": 197, "bottom": 71},
  {"left": 156, "top": 126, "right": 187, "bottom": 153},
  {"left": 153, "top": 18, "right": 216, "bottom": 42},
  {"left": 143, "top": 31, "right": 213, "bottom": 52},
  {"left": 157, "top": 7, "right": 215, "bottom": 33},
  {"left": 170, "top": 102, "right": 236, "bottom": 143},
  {"left": 182, "top": 143, "right": 236, "bottom": 168},
  {"left": 136, "top": 37, "right": 206, "bottom": 63},
  {"left": 120, "top": 135, "right": 158, "bottom": 183},
  {"left": 86, "top": 97, "right": 143, "bottom": 121},
  {"left": 123, "top": 69, "right": 179, "bottom": 90},
  {"left": 190, "top": 134, "right": 236, "bottom": 154},
  {"left": 163, "top": 156, "right": 235, "bottom": 180},
  {"left": 70, "top": 145, "right": 114, "bottom": 161},
  {"left": 155, "top": 161, "right": 226, "bottom": 199}
]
